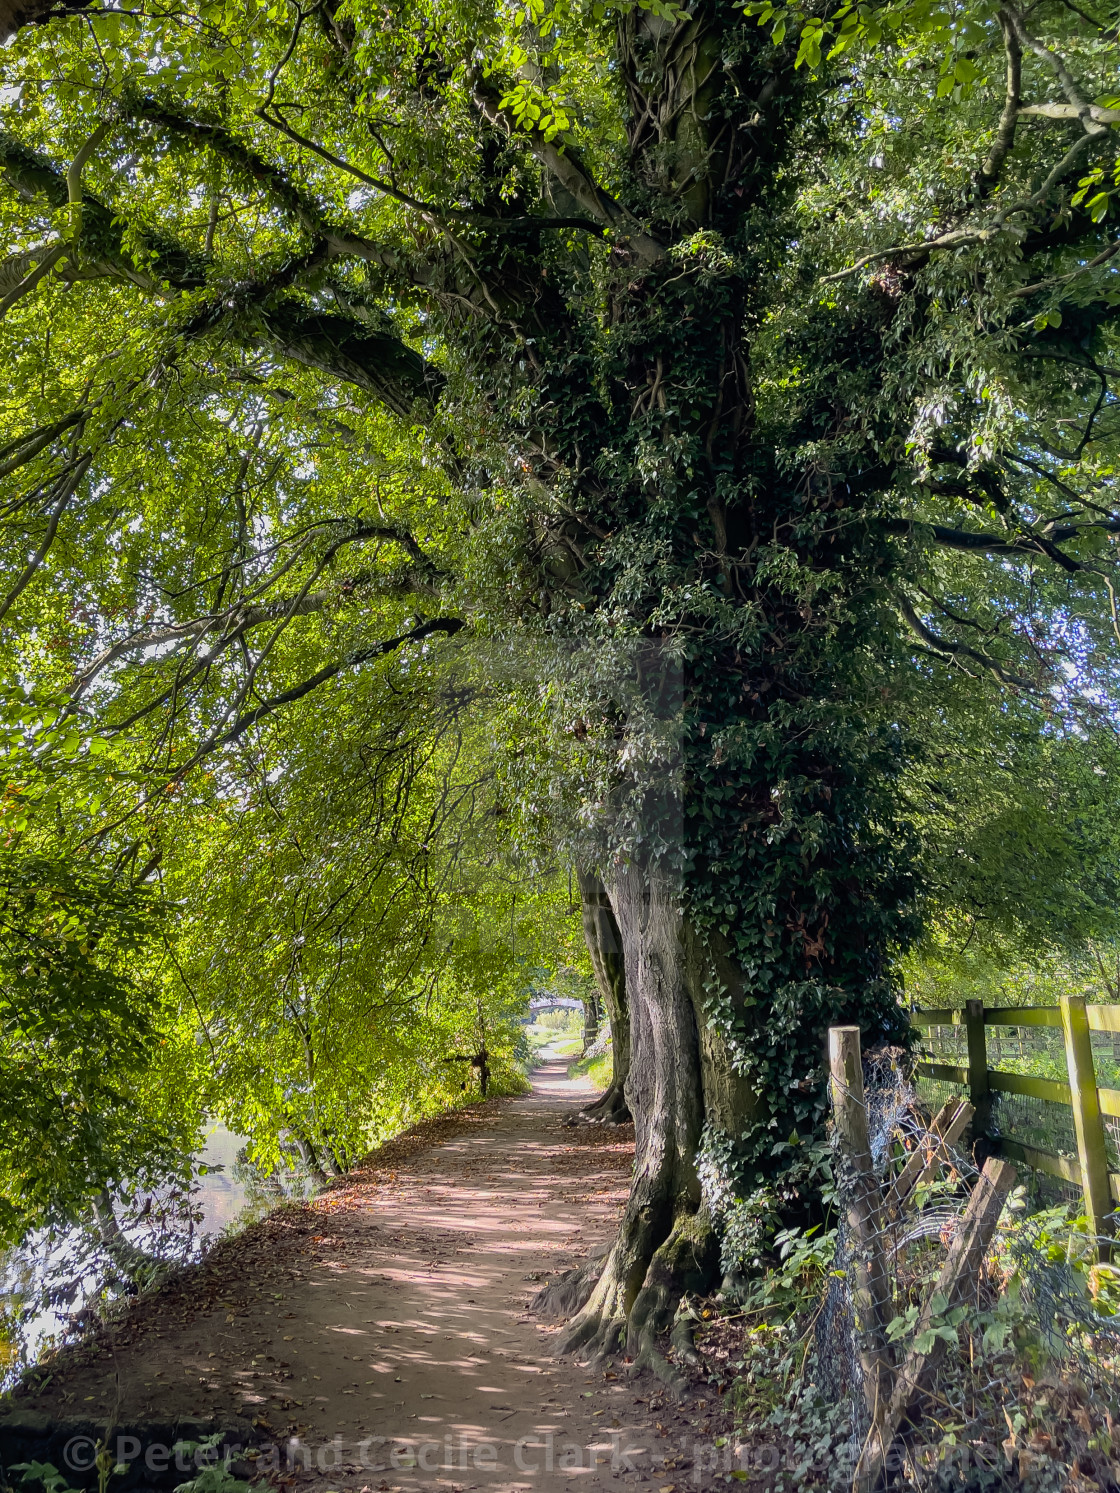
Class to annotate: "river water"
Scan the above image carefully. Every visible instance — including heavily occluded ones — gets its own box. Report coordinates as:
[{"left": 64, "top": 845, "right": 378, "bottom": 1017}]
[{"left": 0, "top": 1122, "right": 312, "bottom": 1386}]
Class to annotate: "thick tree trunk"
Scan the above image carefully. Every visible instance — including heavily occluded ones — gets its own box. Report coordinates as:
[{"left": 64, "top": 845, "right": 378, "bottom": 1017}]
[
  {"left": 574, "top": 867, "right": 631, "bottom": 1124},
  {"left": 544, "top": 861, "right": 760, "bottom": 1386},
  {"left": 0, "top": 0, "right": 87, "bottom": 39},
  {"left": 581, "top": 983, "right": 601, "bottom": 1053}
]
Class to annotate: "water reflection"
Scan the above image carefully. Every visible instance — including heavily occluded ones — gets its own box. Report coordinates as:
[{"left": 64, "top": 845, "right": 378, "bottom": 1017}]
[{"left": 0, "top": 1123, "right": 316, "bottom": 1388}]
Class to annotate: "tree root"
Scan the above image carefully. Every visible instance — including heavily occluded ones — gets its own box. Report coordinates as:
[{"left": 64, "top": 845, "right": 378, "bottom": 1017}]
[
  {"left": 555, "top": 1209, "right": 719, "bottom": 1395},
  {"left": 629, "top": 1323, "right": 692, "bottom": 1398},
  {"left": 562, "top": 1081, "right": 632, "bottom": 1127},
  {"left": 669, "top": 1295, "right": 704, "bottom": 1370},
  {"left": 531, "top": 1248, "right": 608, "bottom": 1320},
  {"left": 555, "top": 1239, "right": 632, "bottom": 1365}
]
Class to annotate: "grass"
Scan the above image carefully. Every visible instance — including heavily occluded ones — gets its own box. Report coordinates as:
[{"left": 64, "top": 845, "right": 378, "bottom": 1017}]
[
  {"left": 568, "top": 1049, "right": 612, "bottom": 1089},
  {"left": 523, "top": 1022, "right": 583, "bottom": 1059}
]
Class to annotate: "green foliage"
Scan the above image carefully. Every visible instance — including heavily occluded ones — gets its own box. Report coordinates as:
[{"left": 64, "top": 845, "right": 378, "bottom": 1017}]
[
  {"left": 170, "top": 1437, "right": 251, "bottom": 1493},
  {"left": 995, "top": 1201, "right": 1120, "bottom": 1332},
  {"left": 568, "top": 1045, "right": 613, "bottom": 1087},
  {"left": 739, "top": 1223, "right": 839, "bottom": 1316},
  {"left": 713, "top": 1133, "right": 837, "bottom": 1285},
  {"left": 0, "top": 0, "right": 1117, "bottom": 1246},
  {"left": 0, "top": 700, "right": 198, "bottom": 1246},
  {"left": 12, "top": 1443, "right": 127, "bottom": 1493},
  {"left": 159, "top": 663, "right": 558, "bottom": 1171},
  {"left": 10, "top": 1463, "right": 86, "bottom": 1493},
  {"left": 0, "top": 846, "right": 181, "bottom": 1242}
]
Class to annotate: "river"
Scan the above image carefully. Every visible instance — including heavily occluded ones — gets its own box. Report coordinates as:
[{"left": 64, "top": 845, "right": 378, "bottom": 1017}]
[{"left": 0, "top": 1122, "right": 314, "bottom": 1388}]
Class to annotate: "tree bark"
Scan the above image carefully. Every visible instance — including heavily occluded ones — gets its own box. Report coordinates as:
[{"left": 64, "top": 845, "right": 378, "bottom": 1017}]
[
  {"left": 581, "top": 981, "right": 601, "bottom": 1054},
  {"left": 288, "top": 1130, "right": 330, "bottom": 1187},
  {"left": 555, "top": 861, "right": 761, "bottom": 1384},
  {"left": 575, "top": 867, "right": 631, "bottom": 1124},
  {"left": 0, "top": 0, "right": 87, "bottom": 41},
  {"left": 541, "top": 863, "right": 765, "bottom": 1370}
]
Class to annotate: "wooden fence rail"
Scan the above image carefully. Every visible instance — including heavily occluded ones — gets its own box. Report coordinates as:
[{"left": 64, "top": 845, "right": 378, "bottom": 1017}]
[{"left": 911, "top": 994, "right": 1120, "bottom": 1242}]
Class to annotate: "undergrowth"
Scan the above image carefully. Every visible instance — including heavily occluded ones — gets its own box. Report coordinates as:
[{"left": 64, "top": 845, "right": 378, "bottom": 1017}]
[
  {"left": 691, "top": 1184, "right": 1120, "bottom": 1490},
  {"left": 568, "top": 1048, "right": 612, "bottom": 1089}
]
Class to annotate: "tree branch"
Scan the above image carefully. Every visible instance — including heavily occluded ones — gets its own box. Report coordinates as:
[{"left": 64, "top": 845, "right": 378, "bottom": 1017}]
[
  {"left": 0, "top": 409, "right": 88, "bottom": 479},
  {"left": 0, "top": 0, "right": 88, "bottom": 40},
  {"left": 471, "top": 82, "right": 667, "bottom": 265},
  {"left": 182, "top": 616, "right": 466, "bottom": 764},
  {"left": 129, "top": 96, "right": 425, "bottom": 272},
  {"left": 0, "top": 130, "right": 445, "bottom": 424},
  {"left": 979, "top": 12, "right": 1021, "bottom": 189},
  {"left": 1005, "top": 8, "right": 1110, "bottom": 139},
  {"left": 253, "top": 107, "right": 604, "bottom": 239},
  {"left": 0, "top": 129, "right": 205, "bottom": 291},
  {"left": 0, "top": 120, "right": 109, "bottom": 320},
  {"left": 822, "top": 11, "right": 1113, "bottom": 288},
  {"left": 889, "top": 516, "right": 1120, "bottom": 568},
  {"left": 1010, "top": 237, "right": 1120, "bottom": 297},
  {"left": 255, "top": 303, "right": 444, "bottom": 420},
  {"left": 897, "top": 595, "right": 1037, "bottom": 690},
  {"left": 0, "top": 453, "right": 90, "bottom": 624},
  {"left": 71, "top": 521, "right": 443, "bottom": 697},
  {"left": 1019, "top": 102, "right": 1120, "bottom": 125}
]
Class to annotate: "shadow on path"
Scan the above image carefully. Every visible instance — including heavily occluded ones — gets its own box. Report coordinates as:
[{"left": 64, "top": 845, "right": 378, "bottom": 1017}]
[{"left": 0, "top": 1061, "right": 723, "bottom": 1491}]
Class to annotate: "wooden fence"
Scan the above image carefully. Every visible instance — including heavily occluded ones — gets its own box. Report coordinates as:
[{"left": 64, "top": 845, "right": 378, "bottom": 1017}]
[{"left": 913, "top": 995, "right": 1120, "bottom": 1237}]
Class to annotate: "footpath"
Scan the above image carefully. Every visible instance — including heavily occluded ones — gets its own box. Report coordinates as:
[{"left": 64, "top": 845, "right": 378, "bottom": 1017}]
[{"left": 0, "top": 1061, "right": 729, "bottom": 1493}]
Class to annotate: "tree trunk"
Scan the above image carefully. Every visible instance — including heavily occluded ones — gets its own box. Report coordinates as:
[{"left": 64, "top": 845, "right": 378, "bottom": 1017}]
[
  {"left": 574, "top": 867, "right": 631, "bottom": 1124},
  {"left": 551, "top": 860, "right": 758, "bottom": 1385},
  {"left": 91, "top": 1189, "right": 162, "bottom": 1283},
  {"left": 0, "top": 0, "right": 88, "bottom": 39},
  {"left": 581, "top": 982, "right": 601, "bottom": 1054},
  {"left": 289, "top": 1130, "right": 330, "bottom": 1187}
]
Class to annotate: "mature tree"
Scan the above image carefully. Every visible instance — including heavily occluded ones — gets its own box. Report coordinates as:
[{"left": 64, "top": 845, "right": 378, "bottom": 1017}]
[
  {"left": 2, "top": 0, "right": 1120, "bottom": 1375},
  {"left": 575, "top": 868, "right": 631, "bottom": 1123}
]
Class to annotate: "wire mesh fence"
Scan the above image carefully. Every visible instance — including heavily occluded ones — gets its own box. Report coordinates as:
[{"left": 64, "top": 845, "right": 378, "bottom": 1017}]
[
  {"left": 986, "top": 1022, "right": 1065, "bottom": 1078},
  {"left": 817, "top": 1036, "right": 1120, "bottom": 1478},
  {"left": 918, "top": 1010, "right": 1120, "bottom": 1180},
  {"left": 915, "top": 1020, "right": 967, "bottom": 1067},
  {"left": 990, "top": 1090, "right": 1079, "bottom": 1160},
  {"left": 1091, "top": 1028, "right": 1120, "bottom": 1089}
]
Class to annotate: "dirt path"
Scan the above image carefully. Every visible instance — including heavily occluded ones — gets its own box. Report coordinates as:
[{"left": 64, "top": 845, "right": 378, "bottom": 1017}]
[{"left": 2, "top": 1061, "right": 728, "bottom": 1492}]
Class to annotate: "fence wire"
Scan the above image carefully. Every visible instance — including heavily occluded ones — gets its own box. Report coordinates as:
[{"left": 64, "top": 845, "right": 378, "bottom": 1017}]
[
  {"left": 815, "top": 1048, "right": 1120, "bottom": 1468},
  {"left": 817, "top": 1047, "right": 979, "bottom": 1460}
]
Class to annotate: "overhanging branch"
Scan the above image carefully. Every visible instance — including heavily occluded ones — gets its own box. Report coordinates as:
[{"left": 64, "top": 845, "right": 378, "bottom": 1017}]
[
  {"left": 888, "top": 516, "right": 1120, "bottom": 570},
  {"left": 187, "top": 616, "right": 466, "bottom": 763},
  {"left": 71, "top": 521, "right": 445, "bottom": 698},
  {"left": 897, "top": 595, "right": 1037, "bottom": 690},
  {"left": 0, "top": 132, "right": 446, "bottom": 426}
]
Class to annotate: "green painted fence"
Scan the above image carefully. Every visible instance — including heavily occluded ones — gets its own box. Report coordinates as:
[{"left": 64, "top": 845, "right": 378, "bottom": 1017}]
[{"left": 912, "top": 995, "right": 1120, "bottom": 1239}]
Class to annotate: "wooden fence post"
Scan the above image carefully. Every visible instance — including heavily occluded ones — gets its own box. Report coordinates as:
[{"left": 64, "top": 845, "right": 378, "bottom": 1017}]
[
  {"left": 857, "top": 1156, "right": 1018, "bottom": 1491},
  {"left": 965, "top": 998, "right": 991, "bottom": 1141},
  {"left": 1060, "top": 994, "right": 1112, "bottom": 1251},
  {"left": 828, "top": 1026, "right": 893, "bottom": 1430}
]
